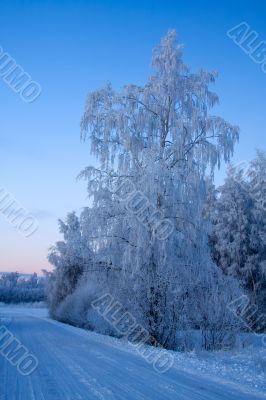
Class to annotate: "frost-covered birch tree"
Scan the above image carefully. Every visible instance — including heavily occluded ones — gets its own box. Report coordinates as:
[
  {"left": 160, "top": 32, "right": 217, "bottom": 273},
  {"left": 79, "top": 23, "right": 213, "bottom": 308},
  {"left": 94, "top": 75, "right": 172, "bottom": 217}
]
[{"left": 77, "top": 30, "right": 240, "bottom": 348}]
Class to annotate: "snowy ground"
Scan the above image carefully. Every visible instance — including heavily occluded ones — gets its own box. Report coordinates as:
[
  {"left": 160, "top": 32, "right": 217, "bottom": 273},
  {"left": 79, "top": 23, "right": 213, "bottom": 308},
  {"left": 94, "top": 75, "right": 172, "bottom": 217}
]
[{"left": 0, "top": 305, "right": 265, "bottom": 400}]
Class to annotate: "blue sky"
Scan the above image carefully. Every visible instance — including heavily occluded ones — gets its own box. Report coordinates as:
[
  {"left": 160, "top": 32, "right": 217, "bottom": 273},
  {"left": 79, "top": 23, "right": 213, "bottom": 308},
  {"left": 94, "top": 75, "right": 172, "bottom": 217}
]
[{"left": 0, "top": 0, "right": 265, "bottom": 273}]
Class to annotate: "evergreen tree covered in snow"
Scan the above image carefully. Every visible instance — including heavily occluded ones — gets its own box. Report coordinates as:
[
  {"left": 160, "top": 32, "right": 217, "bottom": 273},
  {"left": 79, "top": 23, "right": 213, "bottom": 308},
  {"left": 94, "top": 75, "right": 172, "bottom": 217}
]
[{"left": 210, "top": 150, "right": 266, "bottom": 330}]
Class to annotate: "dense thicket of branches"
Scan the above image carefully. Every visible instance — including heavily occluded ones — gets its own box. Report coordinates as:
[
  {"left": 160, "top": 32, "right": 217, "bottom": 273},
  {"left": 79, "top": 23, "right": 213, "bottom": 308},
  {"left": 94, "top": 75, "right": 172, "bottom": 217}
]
[{"left": 47, "top": 31, "right": 246, "bottom": 350}]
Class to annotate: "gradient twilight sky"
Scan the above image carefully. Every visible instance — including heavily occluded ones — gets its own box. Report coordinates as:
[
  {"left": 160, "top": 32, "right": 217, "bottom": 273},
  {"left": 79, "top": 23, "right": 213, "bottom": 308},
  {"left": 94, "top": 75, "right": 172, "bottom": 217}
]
[{"left": 0, "top": 0, "right": 265, "bottom": 274}]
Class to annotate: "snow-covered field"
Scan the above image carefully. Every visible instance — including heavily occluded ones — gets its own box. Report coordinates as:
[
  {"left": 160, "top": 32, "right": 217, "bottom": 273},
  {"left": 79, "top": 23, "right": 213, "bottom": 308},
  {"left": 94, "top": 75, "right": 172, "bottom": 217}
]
[{"left": 0, "top": 305, "right": 265, "bottom": 400}]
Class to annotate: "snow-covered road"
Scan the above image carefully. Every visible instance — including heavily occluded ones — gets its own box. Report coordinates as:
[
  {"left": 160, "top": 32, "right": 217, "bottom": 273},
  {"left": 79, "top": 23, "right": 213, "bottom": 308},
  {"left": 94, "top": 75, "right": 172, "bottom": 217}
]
[{"left": 0, "top": 307, "right": 265, "bottom": 400}]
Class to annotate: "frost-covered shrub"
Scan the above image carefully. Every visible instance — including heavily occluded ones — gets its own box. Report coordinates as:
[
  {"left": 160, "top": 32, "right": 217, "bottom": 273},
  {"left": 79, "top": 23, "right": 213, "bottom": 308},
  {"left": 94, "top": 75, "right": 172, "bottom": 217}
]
[
  {"left": 52, "top": 279, "right": 120, "bottom": 336},
  {"left": 47, "top": 212, "right": 92, "bottom": 317}
]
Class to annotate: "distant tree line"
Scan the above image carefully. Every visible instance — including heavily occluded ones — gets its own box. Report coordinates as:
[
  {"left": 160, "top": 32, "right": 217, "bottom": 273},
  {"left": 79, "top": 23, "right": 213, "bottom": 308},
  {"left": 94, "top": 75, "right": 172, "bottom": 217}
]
[{"left": 0, "top": 272, "right": 46, "bottom": 303}]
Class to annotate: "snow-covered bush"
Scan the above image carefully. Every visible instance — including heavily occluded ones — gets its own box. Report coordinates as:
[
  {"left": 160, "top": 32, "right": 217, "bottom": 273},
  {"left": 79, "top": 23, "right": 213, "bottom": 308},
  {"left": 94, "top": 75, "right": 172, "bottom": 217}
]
[{"left": 47, "top": 212, "right": 92, "bottom": 317}]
